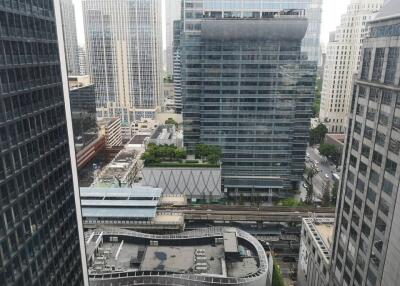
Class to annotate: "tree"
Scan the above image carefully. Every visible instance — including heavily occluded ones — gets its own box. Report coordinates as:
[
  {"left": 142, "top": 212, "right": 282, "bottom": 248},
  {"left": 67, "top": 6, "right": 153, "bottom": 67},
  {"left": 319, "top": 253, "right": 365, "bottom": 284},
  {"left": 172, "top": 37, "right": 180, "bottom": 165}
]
[
  {"left": 304, "top": 167, "right": 318, "bottom": 205},
  {"left": 319, "top": 143, "right": 341, "bottom": 166},
  {"left": 321, "top": 180, "right": 331, "bottom": 206},
  {"left": 272, "top": 263, "right": 285, "bottom": 286},
  {"left": 331, "top": 181, "right": 339, "bottom": 204},
  {"left": 175, "top": 148, "right": 187, "bottom": 160},
  {"left": 195, "top": 144, "right": 221, "bottom": 163},
  {"left": 207, "top": 153, "right": 219, "bottom": 165},
  {"left": 309, "top": 123, "right": 328, "bottom": 145},
  {"left": 165, "top": 117, "right": 178, "bottom": 127}
]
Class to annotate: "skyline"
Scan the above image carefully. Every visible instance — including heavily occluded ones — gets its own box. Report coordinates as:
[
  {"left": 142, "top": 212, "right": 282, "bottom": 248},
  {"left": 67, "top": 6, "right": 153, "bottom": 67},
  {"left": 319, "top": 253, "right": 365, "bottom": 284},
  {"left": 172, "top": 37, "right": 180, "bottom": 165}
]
[{"left": 72, "top": 0, "right": 351, "bottom": 48}]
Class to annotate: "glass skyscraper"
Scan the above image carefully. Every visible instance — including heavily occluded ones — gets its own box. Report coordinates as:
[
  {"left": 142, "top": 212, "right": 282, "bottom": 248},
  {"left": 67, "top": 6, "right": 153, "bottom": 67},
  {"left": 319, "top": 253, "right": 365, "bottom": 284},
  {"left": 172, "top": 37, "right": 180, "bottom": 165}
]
[
  {"left": 82, "top": 0, "right": 162, "bottom": 136},
  {"left": 0, "top": 0, "right": 86, "bottom": 285},
  {"left": 181, "top": 1, "right": 316, "bottom": 198}
]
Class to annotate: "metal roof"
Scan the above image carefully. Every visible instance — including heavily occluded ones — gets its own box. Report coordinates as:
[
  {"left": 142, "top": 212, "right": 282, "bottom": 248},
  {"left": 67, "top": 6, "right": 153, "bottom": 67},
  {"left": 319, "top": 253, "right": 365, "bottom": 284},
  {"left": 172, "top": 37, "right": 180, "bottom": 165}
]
[
  {"left": 81, "top": 200, "right": 158, "bottom": 207},
  {"left": 80, "top": 187, "right": 162, "bottom": 199},
  {"left": 82, "top": 207, "right": 156, "bottom": 218}
]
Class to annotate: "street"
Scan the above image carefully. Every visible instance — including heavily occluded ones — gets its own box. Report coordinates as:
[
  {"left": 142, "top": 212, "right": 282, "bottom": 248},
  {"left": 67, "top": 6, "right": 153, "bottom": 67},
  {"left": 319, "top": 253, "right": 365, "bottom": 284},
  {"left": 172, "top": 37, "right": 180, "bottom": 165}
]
[{"left": 299, "top": 146, "right": 337, "bottom": 201}]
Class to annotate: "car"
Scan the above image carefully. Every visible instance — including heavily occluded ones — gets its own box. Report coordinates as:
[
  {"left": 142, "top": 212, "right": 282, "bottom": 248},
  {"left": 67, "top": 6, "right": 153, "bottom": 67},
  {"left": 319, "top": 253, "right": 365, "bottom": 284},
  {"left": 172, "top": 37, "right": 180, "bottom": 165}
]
[
  {"left": 306, "top": 153, "right": 310, "bottom": 157},
  {"left": 325, "top": 174, "right": 330, "bottom": 179}
]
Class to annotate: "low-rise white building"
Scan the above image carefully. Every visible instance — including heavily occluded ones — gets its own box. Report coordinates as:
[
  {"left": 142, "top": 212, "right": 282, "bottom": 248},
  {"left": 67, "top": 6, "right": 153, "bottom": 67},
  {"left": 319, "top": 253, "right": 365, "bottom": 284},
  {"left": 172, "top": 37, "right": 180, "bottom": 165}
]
[{"left": 297, "top": 218, "right": 334, "bottom": 286}]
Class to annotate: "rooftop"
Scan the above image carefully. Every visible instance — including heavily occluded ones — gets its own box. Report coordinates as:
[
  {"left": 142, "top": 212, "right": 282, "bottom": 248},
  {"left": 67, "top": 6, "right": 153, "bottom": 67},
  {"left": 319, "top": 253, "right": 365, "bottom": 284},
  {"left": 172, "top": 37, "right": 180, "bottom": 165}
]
[
  {"left": 303, "top": 218, "right": 334, "bottom": 262},
  {"left": 315, "top": 224, "right": 333, "bottom": 250},
  {"left": 128, "top": 135, "right": 149, "bottom": 145},
  {"left": 86, "top": 228, "right": 270, "bottom": 285},
  {"left": 80, "top": 187, "right": 162, "bottom": 199},
  {"left": 371, "top": 0, "right": 400, "bottom": 22}
]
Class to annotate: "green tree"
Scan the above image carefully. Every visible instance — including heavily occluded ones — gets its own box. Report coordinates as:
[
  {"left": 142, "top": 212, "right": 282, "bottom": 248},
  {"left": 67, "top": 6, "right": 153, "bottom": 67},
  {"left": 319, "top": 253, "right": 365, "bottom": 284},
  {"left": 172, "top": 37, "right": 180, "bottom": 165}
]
[
  {"left": 321, "top": 180, "right": 331, "bottom": 207},
  {"left": 207, "top": 153, "right": 219, "bottom": 165},
  {"left": 309, "top": 123, "right": 328, "bottom": 145},
  {"left": 332, "top": 180, "right": 339, "bottom": 204},
  {"left": 175, "top": 148, "right": 187, "bottom": 160},
  {"left": 272, "top": 263, "right": 285, "bottom": 286},
  {"left": 319, "top": 143, "right": 341, "bottom": 166},
  {"left": 305, "top": 167, "right": 318, "bottom": 205},
  {"left": 165, "top": 117, "right": 178, "bottom": 127},
  {"left": 195, "top": 144, "right": 209, "bottom": 159}
]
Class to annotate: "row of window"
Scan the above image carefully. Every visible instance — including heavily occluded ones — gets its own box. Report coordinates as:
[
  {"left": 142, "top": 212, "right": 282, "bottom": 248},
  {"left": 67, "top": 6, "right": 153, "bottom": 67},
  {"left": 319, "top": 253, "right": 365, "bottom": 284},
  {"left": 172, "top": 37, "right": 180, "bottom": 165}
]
[{"left": 360, "top": 47, "right": 399, "bottom": 84}]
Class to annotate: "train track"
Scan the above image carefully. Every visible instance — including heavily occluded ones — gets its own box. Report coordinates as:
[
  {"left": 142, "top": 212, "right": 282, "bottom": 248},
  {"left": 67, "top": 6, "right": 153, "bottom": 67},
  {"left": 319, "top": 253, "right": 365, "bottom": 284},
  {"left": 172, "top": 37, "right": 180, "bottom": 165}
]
[{"left": 158, "top": 204, "right": 335, "bottom": 214}]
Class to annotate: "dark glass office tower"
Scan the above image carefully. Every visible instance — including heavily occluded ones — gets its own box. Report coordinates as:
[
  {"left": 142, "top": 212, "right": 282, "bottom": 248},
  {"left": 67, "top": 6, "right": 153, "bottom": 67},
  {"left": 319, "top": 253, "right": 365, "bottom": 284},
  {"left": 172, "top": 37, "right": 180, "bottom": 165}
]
[
  {"left": 0, "top": 1, "right": 85, "bottom": 285},
  {"left": 330, "top": 1, "right": 400, "bottom": 285},
  {"left": 181, "top": 7, "right": 316, "bottom": 198}
]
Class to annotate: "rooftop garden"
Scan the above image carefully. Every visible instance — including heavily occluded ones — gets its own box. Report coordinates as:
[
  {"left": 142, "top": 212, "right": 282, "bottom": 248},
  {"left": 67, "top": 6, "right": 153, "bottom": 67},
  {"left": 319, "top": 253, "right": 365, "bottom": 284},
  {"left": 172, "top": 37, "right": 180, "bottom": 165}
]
[{"left": 141, "top": 143, "right": 221, "bottom": 167}]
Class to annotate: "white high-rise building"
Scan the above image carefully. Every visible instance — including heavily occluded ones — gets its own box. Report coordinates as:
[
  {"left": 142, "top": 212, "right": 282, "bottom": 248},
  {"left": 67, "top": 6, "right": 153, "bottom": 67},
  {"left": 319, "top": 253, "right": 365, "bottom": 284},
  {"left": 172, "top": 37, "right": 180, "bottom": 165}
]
[
  {"left": 78, "top": 46, "right": 87, "bottom": 76},
  {"left": 164, "top": 0, "right": 181, "bottom": 77},
  {"left": 60, "top": 0, "right": 80, "bottom": 75},
  {"left": 319, "top": 0, "right": 384, "bottom": 133},
  {"left": 82, "top": 0, "right": 163, "bottom": 135}
]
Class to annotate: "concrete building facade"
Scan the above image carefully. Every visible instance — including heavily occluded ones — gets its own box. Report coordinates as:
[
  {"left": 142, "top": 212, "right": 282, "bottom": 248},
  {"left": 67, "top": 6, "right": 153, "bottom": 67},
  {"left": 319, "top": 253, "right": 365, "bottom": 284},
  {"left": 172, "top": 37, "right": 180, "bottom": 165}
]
[
  {"left": 0, "top": 0, "right": 87, "bottom": 284},
  {"left": 319, "top": 0, "right": 384, "bottom": 133},
  {"left": 60, "top": 0, "right": 80, "bottom": 76},
  {"left": 82, "top": 0, "right": 163, "bottom": 128},
  {"left": 181, "top": 3, "right": 316, "bottom": 197},
  {"left": 330, "top": 1, "right": 400, "bottom": 285},
  {"left": 297, "top": 218, "right": 334, "bottom": 286}
]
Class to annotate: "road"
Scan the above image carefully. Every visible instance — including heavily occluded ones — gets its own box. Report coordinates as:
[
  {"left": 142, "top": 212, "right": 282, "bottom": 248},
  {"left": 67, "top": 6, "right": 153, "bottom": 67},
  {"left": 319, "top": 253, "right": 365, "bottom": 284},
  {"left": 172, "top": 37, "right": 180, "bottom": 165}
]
[{"left": 304, "top": 146, "right": 337, "bottom": 200}]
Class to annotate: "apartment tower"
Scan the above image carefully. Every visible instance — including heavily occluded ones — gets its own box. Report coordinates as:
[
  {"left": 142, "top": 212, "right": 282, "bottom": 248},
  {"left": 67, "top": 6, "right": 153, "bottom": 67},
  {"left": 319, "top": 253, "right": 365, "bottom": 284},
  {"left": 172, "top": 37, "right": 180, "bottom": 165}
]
[
  {"left": 82, "top": 0, "right": 162, "bottom": 135},
  {"left": 319, "top": 0, "right": 384, "bottom": 133},
  {"left": 0, "top": 0, "right": 87, "bottom": 285},
  {"left": 330, "top": 1, "right": 400, "bottom": 285}
]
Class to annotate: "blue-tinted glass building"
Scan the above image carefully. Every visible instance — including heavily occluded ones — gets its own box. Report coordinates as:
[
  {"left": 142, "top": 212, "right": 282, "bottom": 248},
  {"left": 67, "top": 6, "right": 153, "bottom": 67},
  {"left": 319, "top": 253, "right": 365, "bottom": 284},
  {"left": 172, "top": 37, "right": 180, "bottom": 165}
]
[{"left": 181, "top": 1, "right": 317, "bottom": 198}]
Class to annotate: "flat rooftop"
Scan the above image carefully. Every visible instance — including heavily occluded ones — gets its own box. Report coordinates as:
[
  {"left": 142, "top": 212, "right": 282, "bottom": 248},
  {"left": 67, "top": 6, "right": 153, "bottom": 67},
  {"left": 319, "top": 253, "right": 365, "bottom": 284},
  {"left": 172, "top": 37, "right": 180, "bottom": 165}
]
[
  {"left": 86, "top": 228, "right": 265, "bottom": 280},
  {"left": 80, "top": 187, "right": 162, "bottom": 199},
  {"left": 82, "top": 207, "right": 156, "bottom": 219},
  {"left": 128, "top": 135, "right": 149, "bottom": 145},
  {"left": 315, "top": 224, "right": 333, "bottom": 249}
]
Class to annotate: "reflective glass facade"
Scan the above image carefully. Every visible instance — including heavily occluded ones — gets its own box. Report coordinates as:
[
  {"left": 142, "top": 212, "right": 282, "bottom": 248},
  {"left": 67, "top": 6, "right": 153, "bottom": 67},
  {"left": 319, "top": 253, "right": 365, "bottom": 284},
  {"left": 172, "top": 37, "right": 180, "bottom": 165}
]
[
  {"left": 82, "top": 0, "right": 162, "bottom": 124},
  {"left": 0, "top": 0, "right": 84, "bottom": 285},
  {"left": 184, "top": 0, "right": 322, "bottom": 63},
  {"left": 181, "top": 3, "right": 316, "bottom": 195}
]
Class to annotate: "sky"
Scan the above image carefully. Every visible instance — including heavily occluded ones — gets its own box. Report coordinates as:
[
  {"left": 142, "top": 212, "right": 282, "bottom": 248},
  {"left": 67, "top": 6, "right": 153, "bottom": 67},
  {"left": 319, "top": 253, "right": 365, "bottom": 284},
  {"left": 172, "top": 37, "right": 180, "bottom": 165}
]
[{"left": 72, "top": 0, "right": 351, "bottom": 48}]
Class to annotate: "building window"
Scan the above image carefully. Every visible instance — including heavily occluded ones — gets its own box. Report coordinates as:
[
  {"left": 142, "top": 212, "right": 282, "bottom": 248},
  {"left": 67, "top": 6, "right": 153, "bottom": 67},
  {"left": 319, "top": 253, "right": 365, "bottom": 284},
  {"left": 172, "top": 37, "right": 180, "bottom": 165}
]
[
  {"left": 376, "top": 216, "right": 386, "bottom": 234},
  {"left": 389, "top": 138, "right": 400, "bottom": 154},
  {"left": 385, "top": 47, "right": 399, "bottom": 84},
  {"left": 382, "top": 90, "right": 392, "bottom": 105},
  {"left": 369, "top": 170, "right": 379, "bottom": 186},
  {"left": 361, "top": 144, "right": 370, "bottom": 158},
  {"left": 385, "top": 159, "right": 397, "bottom": 175},
  {"left": 382, "top": 179, "right": 394, "bottom": 196},
  {"left": 369, "top": 88, "right": 380, "bottom": 103},
  {"left": 372, "top": 48, "right": 385, "bottom": 81},
  {"left": 364, "top": 126, "right": 374, "bottom": 140},
  {"left": 379, "top": 198, "right": 390, "bottom": 216},
  {"left": 375, "top": 131, "right": 386, "bottom": 147},
  {"left": 372, "top": 151, "right": 382, "bottom": 166},
  {"left": 361, "top": 48, "right": 372, "bottom": 80}
]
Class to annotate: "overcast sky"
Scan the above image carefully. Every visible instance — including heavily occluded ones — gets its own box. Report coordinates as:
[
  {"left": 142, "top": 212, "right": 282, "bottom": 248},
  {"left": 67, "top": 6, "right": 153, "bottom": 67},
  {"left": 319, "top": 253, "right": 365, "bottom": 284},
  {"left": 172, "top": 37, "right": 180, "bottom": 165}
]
[{"left": 72, "top": 0, "right": 351, "bottom": 48}]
